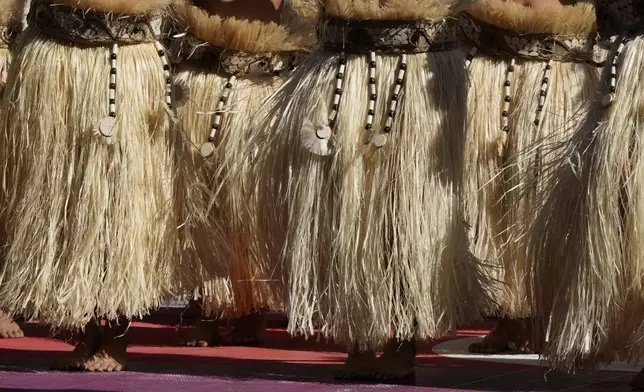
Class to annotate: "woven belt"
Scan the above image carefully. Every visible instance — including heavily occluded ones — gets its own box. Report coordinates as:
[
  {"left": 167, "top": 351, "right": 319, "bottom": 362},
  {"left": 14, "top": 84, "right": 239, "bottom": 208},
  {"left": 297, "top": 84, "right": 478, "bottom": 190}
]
[
  {"left": 318, "top": 17, "right": 459, "bottom": 54},
  {"left": 29, "top": 0, "right": 162, "bottom": 46}
]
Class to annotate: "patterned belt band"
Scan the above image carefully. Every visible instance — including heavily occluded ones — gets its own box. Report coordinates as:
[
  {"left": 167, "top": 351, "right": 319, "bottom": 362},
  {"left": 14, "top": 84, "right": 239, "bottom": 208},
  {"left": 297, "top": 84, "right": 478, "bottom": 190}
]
[
  {"left": 596, "top": 0, "right": 644, "bottom": 38},
  {"left": 28, "top": 1, "right": 162, "bottom": 46},
  {"left": 173, "top": 33, "right": 300, "bottom": 76},
  {"left": 0, "top": 22, "right": 21, "bottom": 49},
  {"left": 318, "top": 17, "right": 459, "bottom": 54},
  {"left": 459, "top": 13, "right": 597, "bottom": 63}
]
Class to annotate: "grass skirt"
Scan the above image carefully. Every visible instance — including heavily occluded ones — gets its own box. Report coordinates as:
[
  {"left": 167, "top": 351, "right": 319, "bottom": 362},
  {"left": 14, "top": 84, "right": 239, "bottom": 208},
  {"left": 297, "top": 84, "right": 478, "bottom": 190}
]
[
  {"left": 463, "top": 0, "right": 601, "bottom": 318},
  {"left": 175, "top": 65, "right": 285, "bottom": 317},
  {"left": 528, "top": 36, "right": 644, "bottom": 372},
  {"left": 252, "top": 46, "right": 487, "bottom": 351},
  {"left": 0, "top": 28, "right": 178, "bottom": 330}
]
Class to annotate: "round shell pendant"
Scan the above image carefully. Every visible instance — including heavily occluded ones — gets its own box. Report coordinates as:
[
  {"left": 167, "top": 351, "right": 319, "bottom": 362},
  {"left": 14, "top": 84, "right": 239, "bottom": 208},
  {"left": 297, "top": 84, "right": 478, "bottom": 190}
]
[
  {"left": 601, "top": 93, "right": 615, "bottom": 108},
  {"left": 373, "top": 134, "right": 387, "bottom": 148},
  {"left": 98, "top": 117, "right": 117, "bottom": 138},
  {"left": 200, "top": 142, "right": 215, "bottom": 158},
  {"left": 315, "top": 125, "right": 332, "bottom": 140}
]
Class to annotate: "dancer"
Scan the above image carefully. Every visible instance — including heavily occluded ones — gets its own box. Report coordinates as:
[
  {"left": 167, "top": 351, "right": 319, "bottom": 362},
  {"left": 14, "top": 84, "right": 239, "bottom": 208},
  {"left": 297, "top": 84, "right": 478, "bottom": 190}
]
[
  {"left": 461, "top": 0, "right": 603, "bottom": 354},
  {"left": 0, "top": 0, "right": 26, "bottom": 340},
  {"left": 170, "top": 0, "right": 314, "bottom": 347},
  {"left": 527, "top": 0, "right": 644, "bottom": 383},
  {"left": 0, "top": 0, "right": 179, "bottom": 371},
  {"left": 251, "top": 0, "right": 487, "bottom": 381}
]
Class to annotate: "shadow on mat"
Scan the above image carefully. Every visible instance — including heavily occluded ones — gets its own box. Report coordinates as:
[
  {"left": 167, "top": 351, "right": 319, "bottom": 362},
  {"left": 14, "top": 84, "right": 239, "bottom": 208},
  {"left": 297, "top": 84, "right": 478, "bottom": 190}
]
[{"left": 0, "top": 348, "right": 634, "bottom": 391}]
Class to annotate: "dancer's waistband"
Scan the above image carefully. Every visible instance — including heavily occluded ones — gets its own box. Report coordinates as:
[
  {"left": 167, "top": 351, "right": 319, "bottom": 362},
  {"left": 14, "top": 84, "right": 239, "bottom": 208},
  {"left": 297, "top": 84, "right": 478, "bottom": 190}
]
[
  {"left": 0, "top": 22, "right": 21, "bottom": 49},
  {"left": 28, "top": 1, "right": 162, "bottom": 46},
  {"left": 318, "top": 17, "right": 459, "bottom": 54},
  {"left": 173, "top": 33, "right": 301, "bottom": 77},
  {"left": 459, "top": 13, "right": 598, "bottom": 63}
]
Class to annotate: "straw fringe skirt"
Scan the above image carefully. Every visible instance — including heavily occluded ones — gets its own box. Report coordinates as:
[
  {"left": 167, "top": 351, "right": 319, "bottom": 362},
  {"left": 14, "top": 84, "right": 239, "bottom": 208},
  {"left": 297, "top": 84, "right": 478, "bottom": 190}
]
[
  {"left": 175, "top": 66, "right": 285, "bottom": 317},
  {"left": 0, "top": 29, "right": 178, "bottom": 330},
  {"left": 529, "top": 37, "right": 644, "bottom": 371},
  {"left": 253, "top": 49, "right": 487, "bottom": 351},
  {"left": 465, "top": 54, "right": 601, "bottom": 319}
]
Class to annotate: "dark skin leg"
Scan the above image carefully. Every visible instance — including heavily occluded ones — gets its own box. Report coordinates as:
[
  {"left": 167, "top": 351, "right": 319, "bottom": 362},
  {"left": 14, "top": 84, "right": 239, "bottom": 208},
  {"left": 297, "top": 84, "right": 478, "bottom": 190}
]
[
  {"left": 226, "top": 309, "right": 267, "bottom": 346},
  {"left": 468, "top": 318, "right": 536, "bottom": 354},
  {"left": 52, "top": 319, "right": 102, "bottom": 371},
  {"left": 333, "top": 346, "right": 378, "bottom": 381},
  {"left": 373, "top": 338, "right": 417, "bottom": 381},
  {"left": 180, "top": 317, "right": 222, "bottom": 347},
  {"left": 83, "top": 317, "right": 129, "bottom": 372}
]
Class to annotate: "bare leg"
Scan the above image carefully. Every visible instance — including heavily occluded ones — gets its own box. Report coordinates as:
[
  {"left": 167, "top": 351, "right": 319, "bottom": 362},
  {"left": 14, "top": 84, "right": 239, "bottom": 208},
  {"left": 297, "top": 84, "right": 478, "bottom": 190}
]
[
  {"left": 333, "top": 347, "right": 378, "bottom": 381},
  {"left": 52, "top": 319, "right": 102, "bottom": 371},
  {"left": 373, "top": 338, "right": 417, "bottom": 381},
  {"left": 83, "top": 317, "right": 128, "bottom": 372},
  {"left": 179, "top": 317, "right": 221, "bottom": 347},
  {"left": 226, "top": 309, "right": 267, "bottom": 346},
  {"left": 468, "top": 318, "right": 536, "bottom": 354},
  {"left": 0, "top": 311, "right": 23, "bottom": 339},
  {"left": 190, "top": 0, "right": 283, "bottom": 23}
]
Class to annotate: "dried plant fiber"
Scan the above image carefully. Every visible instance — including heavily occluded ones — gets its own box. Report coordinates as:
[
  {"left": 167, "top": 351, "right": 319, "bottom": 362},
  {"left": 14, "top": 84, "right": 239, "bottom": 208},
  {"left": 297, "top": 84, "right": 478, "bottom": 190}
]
[
  {"left": 250, "top": 0, "right": 487, "bottom": 351},
  {"left": 463, "top": 0, "right": 601, "bottom": 318},
  {"left": 172, "top": 2, "right": 313, "bottom": 316},
  {"left": 0, "top": 0, "right": 178, "bottom": 330},
  {"left": 528, "top": 36, "right": 644, "bottom": 372}
]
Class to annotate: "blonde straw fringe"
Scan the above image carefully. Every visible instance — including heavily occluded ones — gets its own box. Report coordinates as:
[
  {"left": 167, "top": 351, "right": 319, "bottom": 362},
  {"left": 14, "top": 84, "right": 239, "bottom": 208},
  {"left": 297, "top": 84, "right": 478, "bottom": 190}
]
[
  {"left": 467, "top": 0, "right": 596, "bottom": 36},
  {"left": 528, "top": 36, "right": 644, "bottom": 372},
  {"left": 57, "top": 0, "right": 171, "bottom": 14},
  {"left": 0, "top": 0, "right": 27, "bottom": 25},
  {"left": 463, "top": 1, "right": 601, "bottom": 319},
  {"left": 0, "top": 28, "right": 178, "bottom": 330},
  {"left": 251, "top": 39, "right": 488, "bottom": 351},
  {"left": 170, "top": 0, "right": 311, "bottom": 54},
  {"left": 174, "top": 65, "right": 286, "bottom": 317}
]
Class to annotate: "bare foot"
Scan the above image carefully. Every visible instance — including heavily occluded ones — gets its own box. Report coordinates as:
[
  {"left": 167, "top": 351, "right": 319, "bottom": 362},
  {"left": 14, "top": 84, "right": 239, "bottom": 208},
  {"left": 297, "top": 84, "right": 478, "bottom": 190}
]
[
  {"left": 631, "top": 367, "right": 644, "bottom": 390},
  {"left": 226, "top": 310, "right": 267, "bottom": 346},
  {"left": 179, "top": 318, "right": 221, "bottom": 347},
  {"left": 0, "top": 311, "right": 24, "bottom": 339},
  {"left": 83, "top": 319, "right": 128, "bottom": 372},
  {"left": 333, "top": 348, "right": 378, "bottom": 381},
  {"left": 469, "top": 318, "right": 536, "bottom": 354},
  {"left": 52, "top": 320, "right": 102, "bottom": 371},
  {"left": 373, "top": 339, "right": 417, "bottom": 382}
]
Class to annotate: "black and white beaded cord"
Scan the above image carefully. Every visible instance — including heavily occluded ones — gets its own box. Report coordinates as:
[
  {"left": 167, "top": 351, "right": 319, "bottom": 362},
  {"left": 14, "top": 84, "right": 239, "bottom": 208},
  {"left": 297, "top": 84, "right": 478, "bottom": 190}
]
[
  {"left": 533, "top": 60, "right": 553, "bottom": 127},
  {"left": 97, "top": 43, "right": 119, "bottom": 139},
  {"left": 602, "top": 36, "right": 625, "bottom": 108},
  {"left": 363, "top": 51, "right": 378, "bottom": 144},
  {"left": 501, "top": 58, "right": 516, "bottom": 133},
  {"left": 200, "top": 76, "right": 236, "bottom": 158},
  {"left": 329, "top": 54, "right": 346, "bottom": 128},
  {"left": 155, "top": 41, "right": 173, "bottom": 109},
  {"left": 372, "top": 54, "right": 407, "bottom": 148}
]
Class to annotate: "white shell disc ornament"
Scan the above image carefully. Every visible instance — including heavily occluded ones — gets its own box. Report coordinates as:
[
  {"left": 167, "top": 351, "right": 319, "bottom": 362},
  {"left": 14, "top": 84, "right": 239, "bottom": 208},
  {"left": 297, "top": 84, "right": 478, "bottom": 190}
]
[
  {"left": 200, "top": 142, "right": 216, "bottom": 158},
  {"left": 301, "top": 119, "right": 334, "bottom": 156},
  {"left": 372, "top": 134, "right": 387, "bottom": 148},
  {"left": 98, "top": 116, "right": 117, "bottom": 138}
]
